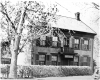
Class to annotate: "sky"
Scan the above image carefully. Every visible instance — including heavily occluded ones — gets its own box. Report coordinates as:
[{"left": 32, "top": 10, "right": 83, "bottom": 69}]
[{"left": 0, "top": 0, "right": 99, "bottom": 33}]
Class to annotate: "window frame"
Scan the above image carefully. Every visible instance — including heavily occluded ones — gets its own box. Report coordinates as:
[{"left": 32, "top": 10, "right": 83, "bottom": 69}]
[
  {"left": 51, "top": 54, "right": 58, "bottom": 66},
  {"left": 38, "top": 53, "right": 46, "bottom": 65},
  {"left": 52, "top": 41, "right": 58, "bottom": 47},
  {"left": 82, "top": 38, "right": 89, "bottom": 50},
  {"left": 40, "top": 40, "right": 46, "bottom": 46},
  {"left": 63, "top": 37, "right": 70, "bottom": 47},
  {"left": 52, "top": 36, "right": 59, "bottom": 47},
  {"left": 73, "top": 37, "right": 80, "bottom": 49}
]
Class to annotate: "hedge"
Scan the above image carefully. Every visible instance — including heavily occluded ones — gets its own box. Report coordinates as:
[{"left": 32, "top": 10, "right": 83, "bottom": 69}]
[{"left": 0, "top": 64, "right": 92, "bottom": 78}]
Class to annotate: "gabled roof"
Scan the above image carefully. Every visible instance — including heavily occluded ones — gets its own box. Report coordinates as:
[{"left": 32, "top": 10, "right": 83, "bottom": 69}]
[{"left": 50, "top": 15, "right": 97, "bottom": 34}]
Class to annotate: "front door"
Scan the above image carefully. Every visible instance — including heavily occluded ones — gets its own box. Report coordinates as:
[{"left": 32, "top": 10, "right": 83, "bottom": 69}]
[
  {"left": 60, "top": 54, "right": 74, "bottom": 66},
  {"left": 63, "top": 58, "right": 73, "bottom": 66}
]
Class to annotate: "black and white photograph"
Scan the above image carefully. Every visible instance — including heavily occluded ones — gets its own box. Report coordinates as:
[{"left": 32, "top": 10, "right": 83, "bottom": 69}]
[{"left": 0, "top": 0, "right": 100, "bottom": 80}]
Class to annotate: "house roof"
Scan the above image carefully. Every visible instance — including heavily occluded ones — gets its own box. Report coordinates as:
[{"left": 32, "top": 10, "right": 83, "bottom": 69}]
[{"left": 50, "top": 15, "right": 97, "bottom": 34}]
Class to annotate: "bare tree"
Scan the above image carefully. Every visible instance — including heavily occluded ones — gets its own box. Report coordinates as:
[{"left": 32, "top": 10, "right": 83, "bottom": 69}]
[
  {"left": 92, "top": 2, "right": 100, "bottom": 21},
  {"left": 0, "top": 1, "right": 58, "bottom": 78}
]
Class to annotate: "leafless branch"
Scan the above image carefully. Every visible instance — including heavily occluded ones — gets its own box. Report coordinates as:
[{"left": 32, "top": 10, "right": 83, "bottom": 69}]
[
  {"left": 0, "top": 3, "right": 16, "bottom": 32},
  {"left": 92, "top": 2, "right": 100, "bottom": 10},
  {"left": 18, "top": 37, "right": 29, "bottom": 53}
]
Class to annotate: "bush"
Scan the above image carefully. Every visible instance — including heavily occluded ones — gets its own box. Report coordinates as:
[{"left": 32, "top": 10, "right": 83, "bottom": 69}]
[
  {"left": 0, "top": 64, "right": 92, "bottom": 78},
  {"left": 0, "top": 64, "right": 10, "bottom": 78}
]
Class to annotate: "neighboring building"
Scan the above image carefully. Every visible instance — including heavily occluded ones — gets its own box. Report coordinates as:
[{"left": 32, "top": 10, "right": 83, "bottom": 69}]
[
  {"left": 30, "top": 12, "right": 96, "bottom": 70},
  {"left": 1, "top": 41, "right": 11, "bottom": 64}
]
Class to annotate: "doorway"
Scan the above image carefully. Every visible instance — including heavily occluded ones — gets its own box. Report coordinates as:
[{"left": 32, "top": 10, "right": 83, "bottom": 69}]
[
  {"left": 60, "top": 54, "right": 74, "bottom": 66},
  {"left": 63, "top": 58, "right": 73, "bottom": 66}
]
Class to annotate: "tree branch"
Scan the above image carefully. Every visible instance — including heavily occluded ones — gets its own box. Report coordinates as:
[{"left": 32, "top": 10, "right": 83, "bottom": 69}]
[
  {"left": 0, "top": 3, "right": 16, "bottom": 32},
  {"left": 92, "top": 2, "right": 100, "bottom": 10},
  {"left": 18, "top": 38, "right": 28, "bottom": 53}
]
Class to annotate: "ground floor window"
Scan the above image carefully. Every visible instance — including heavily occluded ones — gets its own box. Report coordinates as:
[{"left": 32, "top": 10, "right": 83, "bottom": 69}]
[
  {"left": 39, "top": 54, "right": 46, "bottom": 65},
  {"left": 83, "top": 56, "right": 88, "bottom": 62},
  {"left": 51, "top": 55, "right": 58, "bottom": 65},
  {"left": 73, "top": 56, "right": 79, "bottom": 66},
  {"left": 82, "top": 56, "right": 88, "bottom": 66}
]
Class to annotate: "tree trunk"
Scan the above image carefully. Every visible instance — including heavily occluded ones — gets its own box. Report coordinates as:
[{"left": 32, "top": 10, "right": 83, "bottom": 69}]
[
  {"left": 9, "top": 35, "right": 21, "bottom": 78},
  {"left": 9, "top": 3, "right": 27, "bottom": 78},
  {"left": 9, "top": 49, "right": 18, "bottom": 78}
]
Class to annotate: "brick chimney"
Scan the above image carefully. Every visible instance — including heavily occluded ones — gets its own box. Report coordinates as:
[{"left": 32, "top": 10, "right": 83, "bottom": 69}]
[{"left": 75, "top": 12, "right": 80, "bottom": 21}]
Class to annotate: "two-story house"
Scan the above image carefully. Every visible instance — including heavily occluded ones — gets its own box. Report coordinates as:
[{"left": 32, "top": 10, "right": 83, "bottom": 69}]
[{"left": 30, "top": 12, "right": 96, "bottom": 70}]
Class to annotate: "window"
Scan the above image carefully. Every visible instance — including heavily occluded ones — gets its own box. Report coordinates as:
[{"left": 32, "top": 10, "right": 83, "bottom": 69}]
[
  {"left": 74, "top": 38, "right": 80, "bottom": 49},
  {"left": 63, "top": 37, "right": 69, "bottom": 47},
  {"left": 52, "top": 41, "right": 57, "bottom": 47},
  {"left": 40, "top": 40, "right": 45, "bottom": 46},
  {"left": 51, "top": 55, "right": 58, "bottom": 65},
  {"left": 39, "top": 54, "right": 46, "bottom": 65},
  {"left": 40, "top": 36, "right": 46, "bottom": 46},
  {"left": 39, "top": 54, "right": 45, "bottom": 61},
  {"left": 83, "top": 56, "right": 88, "bottom": 62},
  {"left": 52, "top": 37, "right": 58, "bottom": 47},
  {"left": 82, "top": 39, "right": 89, "bottom": 50},
  {"left": 82, "top": 56, "right": 90, "bottom": 66},
  {"left": 73, "top": 56, "right": 79, "bottom": 66}
]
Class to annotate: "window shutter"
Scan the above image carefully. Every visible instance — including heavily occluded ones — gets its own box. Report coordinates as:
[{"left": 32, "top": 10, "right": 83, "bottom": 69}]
[
  {"left": 46, "top": 36, "right": 49, "bottom": 47},
  {"left": 46, "top": 55, "right": 50, "bottom": 61},
  {"left": 81, "top": 39, "right": 84, "bottom": 50},
  {"left": 87, "top": 57, "right": 91, "bottom": 66},
  {"left": 72, "top": 38, "right": 74, "bottom": 48},
  {"left": 46, "top": 55, "right": 51, "bottom": 65},
  {"left": 69, "top": 36, "right": 73, "bottom": 48},
  {"left": 57, "top": 37, "right": 61, "bottom": 47},
  {"left": 36, "top": 38, "right": 40, "bottom": 46},
  {"left": 50, "top": 37, "right": 52, "bottom": 46},
  {"left": 46, "top": 36, "right": 52, "bottom": 47},
  {"left": 35, "top": 54, "right": 39, "bottom": 60},
  {"left": 89, "top": 39, "right": 92, "bottom": 50},
  {"left": 80, "top": 56, "right": 83, "bottom": 66},
  {"left": 61, "top": 38, "right": 64, "bottom": 47}
]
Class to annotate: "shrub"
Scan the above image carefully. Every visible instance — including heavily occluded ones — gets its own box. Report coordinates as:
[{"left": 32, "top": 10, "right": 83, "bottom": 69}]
[{"left": 0, "top": 64, "right": 92, "bottom": 78}]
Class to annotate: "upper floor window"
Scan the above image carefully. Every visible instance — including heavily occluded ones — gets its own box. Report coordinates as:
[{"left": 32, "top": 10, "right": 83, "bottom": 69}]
[
  {"left": 40, "top": 36, "right": 46, "bottom": 46},
  {"left": 82, "top": 39, "right": 89, "bottom": 50},
  {"left": 40, "top": 40, "right": 45, "bottom": 46},
  {"left": 36, "top": 36, "right": 46, "bottom": 46},
  {"left": 73, "top": 38, "right": 80, "bottom": 49},
  {"left": 52, "top": 37, "right": 58, "bottom": 47},
  {"left": 63, "top": 37, "right": 69, "bottom": 47}
]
